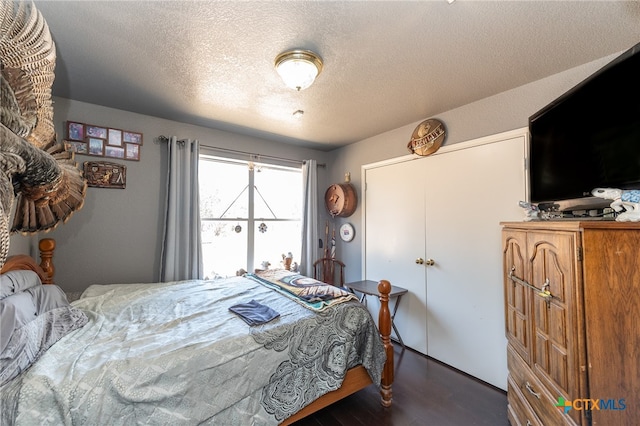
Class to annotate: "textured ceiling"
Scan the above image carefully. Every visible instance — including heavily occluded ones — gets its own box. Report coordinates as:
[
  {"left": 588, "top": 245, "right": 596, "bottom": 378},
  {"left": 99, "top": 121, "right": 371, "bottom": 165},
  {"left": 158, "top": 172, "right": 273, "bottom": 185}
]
[{"left": 32, "top": 1, "right": 640, "bottom": 151}]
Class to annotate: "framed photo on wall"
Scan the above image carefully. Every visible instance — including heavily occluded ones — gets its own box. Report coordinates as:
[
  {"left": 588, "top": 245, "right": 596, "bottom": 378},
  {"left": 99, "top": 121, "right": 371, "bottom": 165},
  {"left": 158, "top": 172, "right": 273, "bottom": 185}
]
[
  {"left": 86, "top": 125, "right": 107, "bottom": 139},
  {"left": 123, "top": 131, "right": 143, "bottom": 144},
  {"left": 64, "top": 120, "right": 143, "bottom": 162},
  {"left": 67, "top": 121, "right": 84, "bottom": 141},
  {"left": 125, "top": 143, "right": 140, "bottom": 161},
  {"left": 108, "top": 128, "right": 123, "bottom": 146},
  {"left": 88, "top": 138, "right": 104, "bottom": 156},
  {"left": 64, "top": 140, "right": 88, "bottom": 154},
  {"left": 105, "top": 145, "right": 125, "bottom": 159}
]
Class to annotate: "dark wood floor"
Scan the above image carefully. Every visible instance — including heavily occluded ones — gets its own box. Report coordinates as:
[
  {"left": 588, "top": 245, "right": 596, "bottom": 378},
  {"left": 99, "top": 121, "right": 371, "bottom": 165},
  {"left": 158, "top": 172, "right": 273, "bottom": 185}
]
[{"left": 293, "top": 345, "right": 509, "bottom": 426}]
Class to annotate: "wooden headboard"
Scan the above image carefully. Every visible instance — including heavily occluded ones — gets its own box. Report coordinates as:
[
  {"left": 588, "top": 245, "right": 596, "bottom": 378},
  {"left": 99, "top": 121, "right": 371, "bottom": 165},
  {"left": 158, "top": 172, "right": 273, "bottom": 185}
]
[{"left": 0, "top": 238, "right": 56, "bottom": 284}]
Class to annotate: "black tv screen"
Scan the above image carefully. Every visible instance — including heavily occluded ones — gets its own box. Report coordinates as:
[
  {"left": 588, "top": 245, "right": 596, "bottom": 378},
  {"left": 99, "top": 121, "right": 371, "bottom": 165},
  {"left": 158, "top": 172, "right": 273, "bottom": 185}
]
[{"left": 529, "top": 41, "right": 640, "bottom": 211}]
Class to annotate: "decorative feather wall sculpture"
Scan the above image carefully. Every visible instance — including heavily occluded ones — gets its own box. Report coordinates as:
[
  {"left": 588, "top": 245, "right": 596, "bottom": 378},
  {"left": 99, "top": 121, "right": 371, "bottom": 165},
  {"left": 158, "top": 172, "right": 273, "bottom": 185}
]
[{"left": 0, "top": 0, "right": 87, "bottom": 268}]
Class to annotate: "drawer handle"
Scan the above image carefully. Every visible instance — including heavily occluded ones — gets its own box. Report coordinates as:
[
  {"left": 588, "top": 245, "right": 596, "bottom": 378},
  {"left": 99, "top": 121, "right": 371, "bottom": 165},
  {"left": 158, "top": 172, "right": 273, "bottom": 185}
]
[{"left": 525, "top": 381, "right": 541, "bottom": 399}]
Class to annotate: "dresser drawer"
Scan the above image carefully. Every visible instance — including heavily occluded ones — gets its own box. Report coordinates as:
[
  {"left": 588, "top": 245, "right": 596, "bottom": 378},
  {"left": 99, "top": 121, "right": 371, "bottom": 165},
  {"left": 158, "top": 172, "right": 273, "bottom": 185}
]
[
  {"left": 507, "top": 376, "right": 543, "bottom": 426},
  {"left": 507, "top": 345, "right": 578, "bottom": 426}
]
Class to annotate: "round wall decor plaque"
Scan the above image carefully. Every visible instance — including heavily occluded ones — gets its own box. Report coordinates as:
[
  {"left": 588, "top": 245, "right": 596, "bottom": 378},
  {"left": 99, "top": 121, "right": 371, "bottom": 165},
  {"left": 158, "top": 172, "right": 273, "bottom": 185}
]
[
  {"left": 324, "top": 183, "right": 358, "bottom": 217},
  {"left": 407, "top": 118, "right": 446, "bottom": 156}
]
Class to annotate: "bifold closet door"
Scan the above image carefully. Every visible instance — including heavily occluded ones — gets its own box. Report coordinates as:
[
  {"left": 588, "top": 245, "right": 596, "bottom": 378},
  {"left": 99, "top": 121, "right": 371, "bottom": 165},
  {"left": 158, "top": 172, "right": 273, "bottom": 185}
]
[
  {"left": 364, "top": 158, "right": 428, "bottom": 354},
  {"left": 422, "top": 136, "right": 525, "bottom": 390},
  {"left": 364, "top": 131, "right": 526, "bottom": 390}
]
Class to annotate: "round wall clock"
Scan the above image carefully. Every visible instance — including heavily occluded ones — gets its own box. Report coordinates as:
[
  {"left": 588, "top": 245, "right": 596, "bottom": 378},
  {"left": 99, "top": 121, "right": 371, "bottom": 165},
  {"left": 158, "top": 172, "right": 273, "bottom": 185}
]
[
  {"left": 339, "top": 223, "right": 355, "bottom": 242},
  {"left": 324, "top": 183, "right": 358, "bottom": 217}
]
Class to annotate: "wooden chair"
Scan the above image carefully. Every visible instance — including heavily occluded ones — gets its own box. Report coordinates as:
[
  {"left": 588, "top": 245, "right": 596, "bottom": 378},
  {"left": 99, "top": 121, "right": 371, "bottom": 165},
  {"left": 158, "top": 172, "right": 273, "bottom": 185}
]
[{"left": 313, "top": 257, "right": 346, "bottom": 287}]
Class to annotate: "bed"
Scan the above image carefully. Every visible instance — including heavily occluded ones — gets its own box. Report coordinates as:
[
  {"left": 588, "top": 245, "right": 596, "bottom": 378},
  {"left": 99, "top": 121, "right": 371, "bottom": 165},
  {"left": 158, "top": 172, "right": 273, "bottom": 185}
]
[{"left": 0, "top": 238, "right": 394, "bottom": 425}]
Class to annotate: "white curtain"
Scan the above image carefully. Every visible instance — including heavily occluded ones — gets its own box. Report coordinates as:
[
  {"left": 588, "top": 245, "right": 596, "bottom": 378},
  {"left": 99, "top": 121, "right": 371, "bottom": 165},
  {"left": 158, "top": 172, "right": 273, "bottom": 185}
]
[
  {"left": 300, "top": 159, "right": 318, "bottom": 277},
  {"left": 160, "top": 137, "right": 203, "bottom": 282}
]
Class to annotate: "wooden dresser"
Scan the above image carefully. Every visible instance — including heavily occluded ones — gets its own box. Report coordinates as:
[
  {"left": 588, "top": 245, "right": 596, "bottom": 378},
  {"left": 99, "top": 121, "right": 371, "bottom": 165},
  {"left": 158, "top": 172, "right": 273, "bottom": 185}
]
[{"left": 501, "top": 221, "right": 640, "bottom": 426}]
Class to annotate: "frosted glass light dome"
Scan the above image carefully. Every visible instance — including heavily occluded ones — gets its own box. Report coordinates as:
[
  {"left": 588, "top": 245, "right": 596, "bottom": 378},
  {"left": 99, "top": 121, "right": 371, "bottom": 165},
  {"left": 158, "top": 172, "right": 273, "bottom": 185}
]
[{"left": 274, "top": 50, "right": 323, "bottom": 91}]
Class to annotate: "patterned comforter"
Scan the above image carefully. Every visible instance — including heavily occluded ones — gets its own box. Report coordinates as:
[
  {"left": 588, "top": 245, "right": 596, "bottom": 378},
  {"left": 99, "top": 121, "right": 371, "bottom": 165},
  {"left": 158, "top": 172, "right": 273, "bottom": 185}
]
[{"left": 0, "top": 275, "right": 385, "bottom": 425}]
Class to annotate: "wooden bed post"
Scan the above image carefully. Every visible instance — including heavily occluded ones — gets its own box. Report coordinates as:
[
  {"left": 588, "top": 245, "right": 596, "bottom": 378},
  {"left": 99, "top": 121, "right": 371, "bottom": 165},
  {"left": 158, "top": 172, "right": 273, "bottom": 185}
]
[
  {"left": 0, "top": 238, "right": 54, "bottom": 284},
  {"left": 38, "top": 238, "right": 55, "bottom": 284},
  {"left": 377, "top": 279, "right": 393, "bottom": 407}
]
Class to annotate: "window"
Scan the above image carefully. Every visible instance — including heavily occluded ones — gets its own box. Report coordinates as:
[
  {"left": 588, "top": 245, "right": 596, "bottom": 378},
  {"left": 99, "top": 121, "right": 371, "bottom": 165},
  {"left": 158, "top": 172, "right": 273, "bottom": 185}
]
[{"left": 199, "top": 156, "right": 302, "bottom": 279}]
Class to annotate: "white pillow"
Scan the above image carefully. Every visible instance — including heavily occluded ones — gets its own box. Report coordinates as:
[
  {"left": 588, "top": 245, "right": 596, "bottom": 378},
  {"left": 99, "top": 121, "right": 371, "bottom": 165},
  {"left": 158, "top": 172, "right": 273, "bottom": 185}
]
[
  {"left": 0, "top": 282, "right": 88, "bottom": 386},
  {"left": 0, "top": 270, "right": 42, "bottom": 300}
]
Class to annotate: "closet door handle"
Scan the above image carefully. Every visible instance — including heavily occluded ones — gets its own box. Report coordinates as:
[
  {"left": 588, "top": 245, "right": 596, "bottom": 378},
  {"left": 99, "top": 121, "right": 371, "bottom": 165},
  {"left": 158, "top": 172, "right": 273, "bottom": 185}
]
[
  {"left": 425, "top": 258, "right": 435, "bottom": 266},
  {"left": 416, "top": 258, "right": 424, "bottom": 264}
]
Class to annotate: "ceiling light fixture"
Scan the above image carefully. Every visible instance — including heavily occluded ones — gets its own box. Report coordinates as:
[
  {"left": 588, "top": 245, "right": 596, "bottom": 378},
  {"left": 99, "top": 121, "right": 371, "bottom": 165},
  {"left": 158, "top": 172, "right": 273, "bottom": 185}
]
[{"left": 274, "top": 49, "right": 323, "bottom": 91}]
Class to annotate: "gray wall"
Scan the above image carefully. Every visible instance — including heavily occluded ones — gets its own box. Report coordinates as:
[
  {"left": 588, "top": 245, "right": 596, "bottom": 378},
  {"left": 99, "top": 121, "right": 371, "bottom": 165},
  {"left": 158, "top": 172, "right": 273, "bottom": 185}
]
[
  {"left": 10, "top": 98, "right": 329, "bottom": 292},
  {"left": 323, "top": 53, "right": 619, "bottom": 283},
  {"left": 8, "top": 51, "right": 618, "bottom": 290}
]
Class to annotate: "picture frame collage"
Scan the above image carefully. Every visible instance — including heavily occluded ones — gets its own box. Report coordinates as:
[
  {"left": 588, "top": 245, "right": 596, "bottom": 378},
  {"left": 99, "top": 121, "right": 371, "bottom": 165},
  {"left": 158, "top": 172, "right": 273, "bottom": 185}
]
[{"left": 64, "top": 121, "right": 143, "bottom": 161}]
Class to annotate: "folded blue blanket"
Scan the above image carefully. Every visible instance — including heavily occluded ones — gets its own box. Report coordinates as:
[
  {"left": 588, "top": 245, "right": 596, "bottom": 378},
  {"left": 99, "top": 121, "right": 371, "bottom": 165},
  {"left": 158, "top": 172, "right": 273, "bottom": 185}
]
[{"left": 229, "top": 299, "right": 280, "bottom": 326}]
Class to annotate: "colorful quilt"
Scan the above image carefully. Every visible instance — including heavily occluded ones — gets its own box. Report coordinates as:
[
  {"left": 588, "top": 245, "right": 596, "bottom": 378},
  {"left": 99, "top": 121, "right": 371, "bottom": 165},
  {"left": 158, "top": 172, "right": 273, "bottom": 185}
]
[{"left": 249, "top": 269, "right": 357, "bottom": 311}]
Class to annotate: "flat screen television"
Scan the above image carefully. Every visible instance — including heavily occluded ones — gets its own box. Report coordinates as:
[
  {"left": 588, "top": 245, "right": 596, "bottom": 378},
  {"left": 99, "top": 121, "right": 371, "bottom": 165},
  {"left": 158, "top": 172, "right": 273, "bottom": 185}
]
[{"left": 528, "top": 41, "right": 640, "bottom": 214}]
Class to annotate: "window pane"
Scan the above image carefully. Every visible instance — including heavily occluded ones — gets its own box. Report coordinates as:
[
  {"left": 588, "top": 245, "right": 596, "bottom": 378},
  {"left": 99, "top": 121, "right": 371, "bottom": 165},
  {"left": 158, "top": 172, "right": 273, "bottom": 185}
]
[
  {"left": 254, "top": 167, "right": 302, "bottom": 219},
  {"left": 201, "top": 220, "right": 247, "bottom": 279},
  {"left": 254, "top": 220, "right": 301, "bottom": 270},
  {"left": 199, "top": 156, "right": 302, "bottom": 276},
  {"left": 200, "top": 159, "right": 248, "bottom": 219}
]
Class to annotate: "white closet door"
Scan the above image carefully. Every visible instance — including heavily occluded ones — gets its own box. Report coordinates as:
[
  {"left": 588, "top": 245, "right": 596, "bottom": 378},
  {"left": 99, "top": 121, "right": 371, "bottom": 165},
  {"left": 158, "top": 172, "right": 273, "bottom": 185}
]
[
  {"left": 363, "top": 130, "right": 527, "bottom": 390},
  {"left": 422, "top": 136, "right": 525, "bottom": 390},
  {"left": 364, "top": 158, "right": 428, "bottom": 354}
]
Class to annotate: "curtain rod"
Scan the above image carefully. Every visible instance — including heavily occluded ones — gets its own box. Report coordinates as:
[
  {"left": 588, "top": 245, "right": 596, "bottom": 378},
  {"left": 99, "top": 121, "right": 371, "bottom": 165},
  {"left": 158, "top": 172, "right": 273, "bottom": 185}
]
[{"left": 155, "top": 135, "right": 325, "bottom": 168}]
